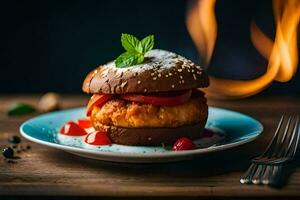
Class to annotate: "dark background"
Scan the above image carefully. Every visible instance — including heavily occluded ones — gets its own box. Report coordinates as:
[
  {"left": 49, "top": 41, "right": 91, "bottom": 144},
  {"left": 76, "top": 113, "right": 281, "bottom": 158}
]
[{"left": 0, "top": 0, "right": 299, "bottom": 95}]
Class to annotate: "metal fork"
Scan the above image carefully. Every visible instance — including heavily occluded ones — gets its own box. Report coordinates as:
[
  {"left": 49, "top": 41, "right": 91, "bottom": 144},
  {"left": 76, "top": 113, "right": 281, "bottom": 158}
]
[{"left": 240, "top": 115, "right": 300, "bottom": 187}]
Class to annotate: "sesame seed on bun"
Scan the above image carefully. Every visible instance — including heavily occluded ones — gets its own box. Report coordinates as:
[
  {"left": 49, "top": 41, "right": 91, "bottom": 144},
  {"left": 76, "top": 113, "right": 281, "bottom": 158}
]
[{"left": 82, "top": 49, "right": 209, "bottom": 94}]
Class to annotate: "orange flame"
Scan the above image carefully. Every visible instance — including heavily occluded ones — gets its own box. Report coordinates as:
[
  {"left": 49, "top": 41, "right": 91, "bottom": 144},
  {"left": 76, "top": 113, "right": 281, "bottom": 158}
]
[{"left": 186, "top": 0, "right": 300, "bottom": 99}]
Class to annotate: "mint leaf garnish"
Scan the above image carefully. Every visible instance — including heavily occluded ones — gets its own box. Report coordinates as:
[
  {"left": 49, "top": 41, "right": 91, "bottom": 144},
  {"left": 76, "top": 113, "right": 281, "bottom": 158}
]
[
  {"left": 115, "top": 52, "right": 143, "bottom": 68},
  {"left": 121, "top": 33, "right": 142, "bottom": 53},
  {"left": 115, "top": 33, "right": 154, "bottom": 68},
  {"left": 141, "top": 35, "right": 154, "bottom": 53}
]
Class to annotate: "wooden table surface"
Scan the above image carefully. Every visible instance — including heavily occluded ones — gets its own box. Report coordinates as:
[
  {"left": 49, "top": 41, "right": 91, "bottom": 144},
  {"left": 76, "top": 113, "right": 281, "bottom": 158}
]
[{"left": 0, "top": 95, "right": 300, "bottom": 199}]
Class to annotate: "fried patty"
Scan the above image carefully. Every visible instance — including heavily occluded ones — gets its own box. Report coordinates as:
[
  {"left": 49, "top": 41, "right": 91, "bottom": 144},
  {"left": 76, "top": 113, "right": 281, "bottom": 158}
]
[{"left": 91, "top": 96, "right": 207, "bottom": 128}]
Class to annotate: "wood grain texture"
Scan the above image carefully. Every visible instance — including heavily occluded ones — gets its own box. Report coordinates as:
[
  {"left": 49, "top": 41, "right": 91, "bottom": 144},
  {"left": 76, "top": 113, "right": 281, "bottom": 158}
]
[{"left": 0, "top": 95, "right": 300, "bottom": 198}]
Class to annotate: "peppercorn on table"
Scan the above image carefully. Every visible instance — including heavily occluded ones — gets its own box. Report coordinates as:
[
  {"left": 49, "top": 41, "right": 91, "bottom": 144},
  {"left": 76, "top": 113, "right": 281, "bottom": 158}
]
[{"left": 0, "top": 95, "right": 300, "bottom": 199}]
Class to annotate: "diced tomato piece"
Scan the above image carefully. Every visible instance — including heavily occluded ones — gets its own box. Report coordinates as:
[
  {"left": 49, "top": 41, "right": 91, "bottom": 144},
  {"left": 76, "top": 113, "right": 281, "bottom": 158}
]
[
  {"left": 60, "top": 121, "right": 87, "bottom": 136},
  {"left": 77, "top": 118, "right": 92, "bottom": 128},
  {"left": 172, "top": 137, "right": 196, "bottom": 151},
  {"left": 120, "top": 90, "right": 192, "bottom": 106},
  {"left": 86, "top": 94, "right": 113, "bottom": 116},
  {"left": 84, "top": 131, "right": 112, "bottom": 145}
]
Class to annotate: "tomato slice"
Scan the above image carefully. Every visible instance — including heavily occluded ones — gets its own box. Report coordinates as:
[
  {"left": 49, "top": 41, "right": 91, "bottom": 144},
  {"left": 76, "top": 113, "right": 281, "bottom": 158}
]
[
  {"left": 86, "top": 94, "right": 113, "bottom": 116},
  {"left": 60, "top": 121, "right": 87, "bottom": 136},
  {"left": 120, "top": 90, "right": 192, "bottom": 106},
  {"left": 84, "top": 131, "right": 112, "bottom": 145},
  {"left": 77, "top": 118, "right": 92, "bottom": 128}
]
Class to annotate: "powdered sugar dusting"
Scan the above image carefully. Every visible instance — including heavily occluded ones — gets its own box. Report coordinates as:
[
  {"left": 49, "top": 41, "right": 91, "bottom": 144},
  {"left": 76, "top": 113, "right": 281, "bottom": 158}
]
[{"left": 98, "top": 49, "right": 202, "bottom": 76}]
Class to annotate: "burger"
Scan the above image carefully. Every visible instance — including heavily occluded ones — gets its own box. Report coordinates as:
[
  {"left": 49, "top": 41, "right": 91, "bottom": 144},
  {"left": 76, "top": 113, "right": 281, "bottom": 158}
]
[{"left": 82, "top": 35, "right": 209, "bottom": 146}]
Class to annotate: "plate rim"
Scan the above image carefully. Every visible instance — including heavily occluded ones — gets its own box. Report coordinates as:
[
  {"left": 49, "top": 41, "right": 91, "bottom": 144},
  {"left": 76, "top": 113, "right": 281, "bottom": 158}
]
[{"left": 20, "top": 106, "right": 263, "bottom": 159}]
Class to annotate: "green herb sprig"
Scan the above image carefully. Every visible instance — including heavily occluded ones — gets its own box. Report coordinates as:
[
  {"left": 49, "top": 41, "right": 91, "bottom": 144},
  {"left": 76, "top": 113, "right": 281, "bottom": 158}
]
[{"left": 115, "top": 33, "right": 154, "bottom": 68}]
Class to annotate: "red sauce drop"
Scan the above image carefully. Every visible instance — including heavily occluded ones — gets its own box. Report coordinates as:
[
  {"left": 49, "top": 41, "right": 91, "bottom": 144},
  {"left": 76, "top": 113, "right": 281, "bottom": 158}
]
[
  {"left": 85, "top": 131, "right": 112, "bottom": 145},
  {"left": 172, "top": 137, "right": 196, "bottom": 151},
  {"left": 60, "top": 121, "right": 87, "bottom": 136}
]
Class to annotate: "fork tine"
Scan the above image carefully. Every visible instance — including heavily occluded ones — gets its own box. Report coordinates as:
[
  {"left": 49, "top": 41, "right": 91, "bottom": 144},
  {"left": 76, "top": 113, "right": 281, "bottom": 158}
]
[
  {"left": 252, "top": 164, "right": 266, "bottom": 184},
  {"left": 286, "top": 116, "right": 300, "bottom": 159},
  {"left": 240, "top": 163, "right": 257, "bottom": 184},
  {"left": 247, "top": 164, "right": 259, "bottom": 184},
  {"left": 252, "top": 116, "right": 292, "bottom": 184},
  {"left": 264, "top": 116, "right": 299, "bottom": 187},
  {"left": 262, "top": 165, "right": 273, "bottom": 184},
  {"left": 241, "top": 115, "right": 298, "bottom": 186},
  {"left": 271, "top": 116, "right": 292, "bottom": 157},
  {"left": 245, "top": 116, "right": 286, "bottom": 184}
]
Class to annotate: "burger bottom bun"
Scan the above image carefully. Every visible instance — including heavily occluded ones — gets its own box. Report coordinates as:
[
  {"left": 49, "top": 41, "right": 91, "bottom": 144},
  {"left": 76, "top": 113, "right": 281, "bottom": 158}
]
[{"left": 93, "top": 119, "right": 207, "bottom": 146}]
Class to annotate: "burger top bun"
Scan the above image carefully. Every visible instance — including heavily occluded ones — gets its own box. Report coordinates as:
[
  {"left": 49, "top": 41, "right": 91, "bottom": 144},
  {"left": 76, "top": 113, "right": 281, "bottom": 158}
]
[{"left": 82, "top": 49, "right": 209, "bottom": 94}]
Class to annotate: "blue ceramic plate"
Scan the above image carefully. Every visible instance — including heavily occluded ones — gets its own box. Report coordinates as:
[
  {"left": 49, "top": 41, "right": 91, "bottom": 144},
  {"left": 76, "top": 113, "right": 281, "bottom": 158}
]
[{"left": 20, "top": 107, "right": 263, "bottom": 163}]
